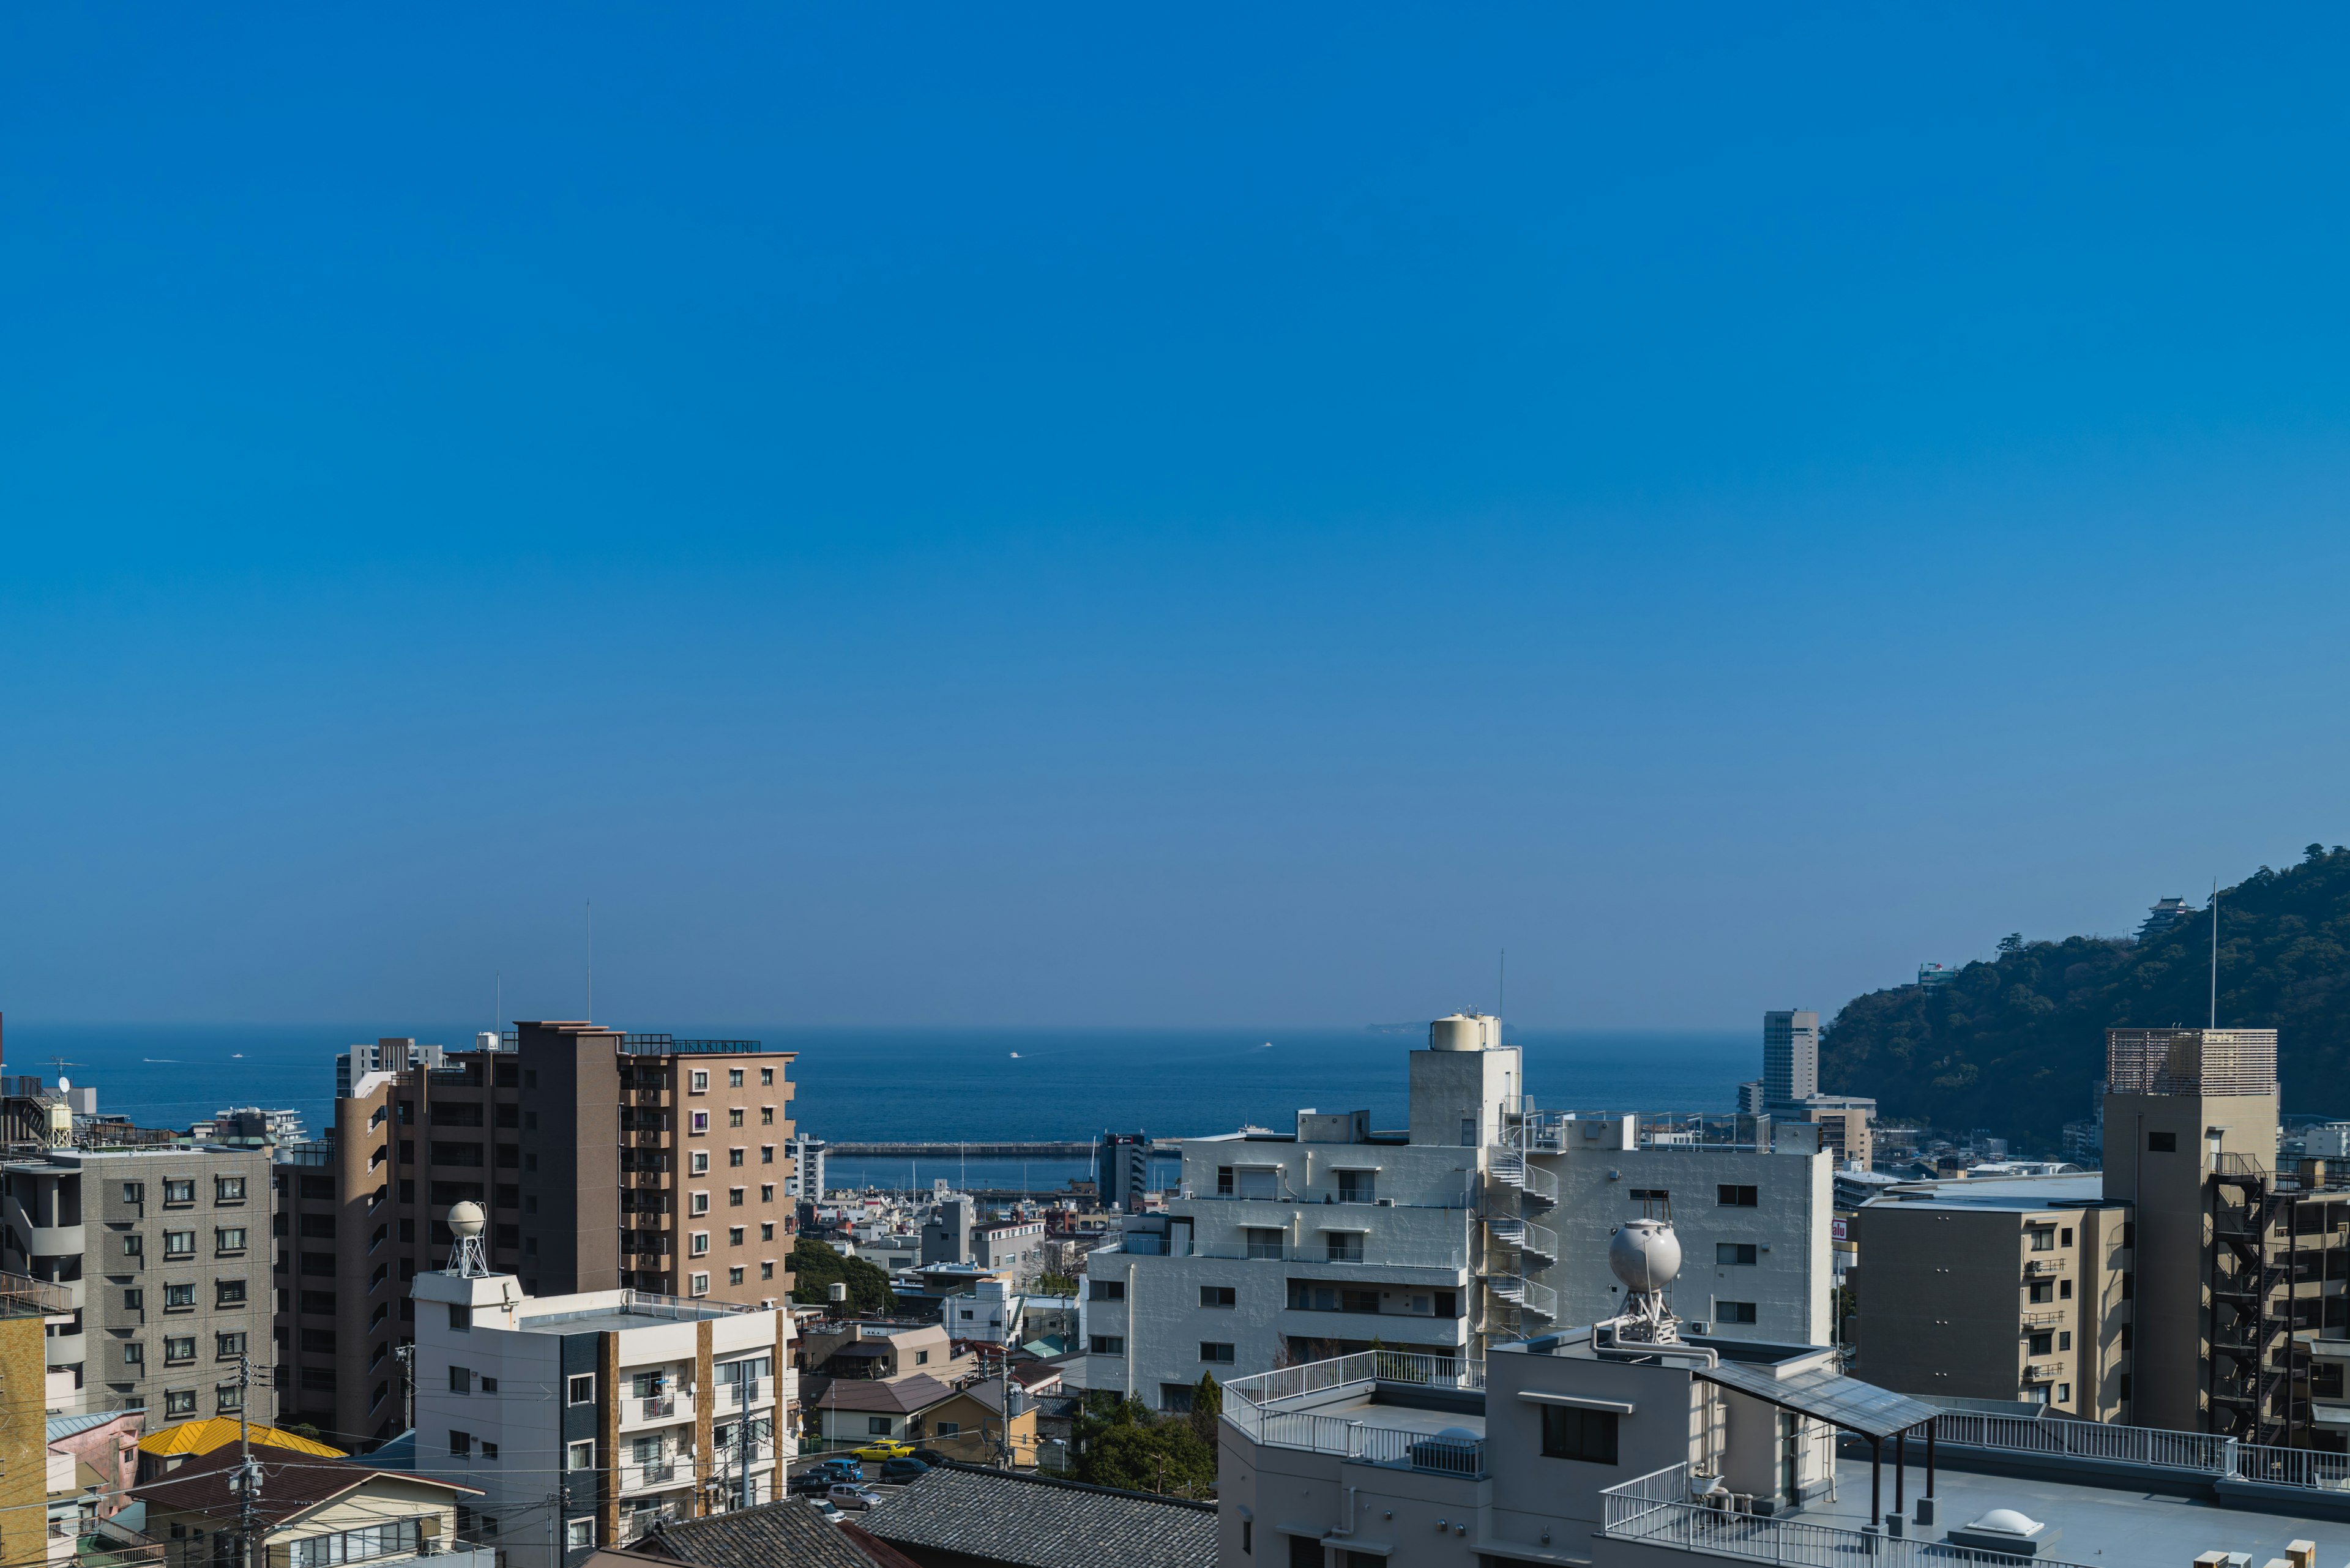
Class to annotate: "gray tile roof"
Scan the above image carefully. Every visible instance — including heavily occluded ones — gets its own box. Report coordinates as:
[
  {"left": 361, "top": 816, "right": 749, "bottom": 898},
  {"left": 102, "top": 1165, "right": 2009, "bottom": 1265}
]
[
  {"left": 862, "top": 1462, "right": 1216, "bottom": 1568},
  {"left": 641, "top": 1498, "right": 878, "bottom": 1568}
]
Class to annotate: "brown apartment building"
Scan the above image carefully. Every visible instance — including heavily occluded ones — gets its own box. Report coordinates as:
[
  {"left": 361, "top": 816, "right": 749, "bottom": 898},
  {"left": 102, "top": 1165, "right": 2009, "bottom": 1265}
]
[{"left": 273, "top": 1021, "right": 799, "bottom": 1449}]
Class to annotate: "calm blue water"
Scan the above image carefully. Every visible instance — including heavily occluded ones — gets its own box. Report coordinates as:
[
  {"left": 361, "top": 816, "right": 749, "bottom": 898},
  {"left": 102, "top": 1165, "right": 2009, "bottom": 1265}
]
[{"left": 0, "top": 1023, "right": 1751, "bottom": 1188}]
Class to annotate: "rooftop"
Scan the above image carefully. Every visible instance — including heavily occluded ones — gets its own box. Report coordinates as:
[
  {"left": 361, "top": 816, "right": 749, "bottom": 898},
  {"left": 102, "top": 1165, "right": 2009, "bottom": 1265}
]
[
  {"left": 515, "top": 1289, "right": 758, "bottom": 1333},
  {"left": 130, "top": 1444, "right": 474, "bottom": 1527},
  {"left": 1871, "top": 1172, "right": 2116, "bottom": 1211},
  {"left": 631, "top": 1497, "right": 878, "bottom": 1568},
  {"left": 862, "top": 1462, "right": 1215, "bottom": 1568}
]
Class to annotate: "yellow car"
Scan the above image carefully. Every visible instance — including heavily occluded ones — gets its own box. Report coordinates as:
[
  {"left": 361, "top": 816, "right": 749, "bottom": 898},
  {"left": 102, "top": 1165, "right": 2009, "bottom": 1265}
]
[{"left": 850, "top": 1441, "right": 913, "bottom": 1462}]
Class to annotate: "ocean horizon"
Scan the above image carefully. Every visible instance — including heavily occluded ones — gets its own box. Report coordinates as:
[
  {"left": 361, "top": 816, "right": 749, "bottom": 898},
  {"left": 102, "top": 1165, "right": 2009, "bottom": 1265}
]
[{"left": 0, "top": 1022, "right": 1753, "bottom": 1190}]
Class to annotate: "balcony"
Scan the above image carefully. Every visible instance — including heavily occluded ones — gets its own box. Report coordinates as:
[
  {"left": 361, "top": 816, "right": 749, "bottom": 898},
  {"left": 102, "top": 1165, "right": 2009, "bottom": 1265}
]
[
  {"left": 621, "top": 1394, "right": 695, "bottom": 1431},
  {"left": 2019, "top": 1307, "right": 2065, "bottom": 1328},
  {"left": 1222, "top": 1351, "right": 1487, "bottom": 1479},
  {"left": 2024, "top": 1361, "right": 2064, "bottom": 1381},
  {"left": 2023, "top": 1259, "right": 2062, "bottom": 1277},
  {"left": 620, "top": 1461, "right": 684, "bottom": 1493}
]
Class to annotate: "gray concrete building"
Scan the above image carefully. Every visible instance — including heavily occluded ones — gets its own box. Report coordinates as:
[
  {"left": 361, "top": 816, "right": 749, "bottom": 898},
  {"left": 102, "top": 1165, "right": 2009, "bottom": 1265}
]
[
  {"left": 1762, "top": 1010, "right": 1820, "bottom": 1110},
  {"left": 1, "top": 1144, "right": 277, "bottom": 1421}
]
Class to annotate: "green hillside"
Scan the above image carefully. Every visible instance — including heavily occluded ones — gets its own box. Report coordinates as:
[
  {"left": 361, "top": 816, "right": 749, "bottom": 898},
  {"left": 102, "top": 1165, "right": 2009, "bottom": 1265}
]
[{"left": 1819, "top": 845, "right": 2350, "bottom": 1149}]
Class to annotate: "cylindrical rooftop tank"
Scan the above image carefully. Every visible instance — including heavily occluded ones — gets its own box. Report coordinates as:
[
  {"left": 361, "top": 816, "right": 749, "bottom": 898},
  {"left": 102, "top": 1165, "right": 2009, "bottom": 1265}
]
[
  {"left": 1430, "top": 1014, "right": 1499, "bottom": 1052},
  {"left": 1608, "top": 1218, "right": 1682, "bottom": 1293}
]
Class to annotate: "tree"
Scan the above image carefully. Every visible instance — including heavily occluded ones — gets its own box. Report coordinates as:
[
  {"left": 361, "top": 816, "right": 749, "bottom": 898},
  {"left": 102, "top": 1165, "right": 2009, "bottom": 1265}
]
[
  {"left": 1187, "top": 1372, "right": 1223, "bottom": 1447},
  {"left": 1996, "top": 933, "right": 2024, "bottom": 955},
  {"left": 1080, "top": 1417, "right": 1216, "bottom": 1496},
  {"left": 1036, "top": 1271, "right": 1079, "bottom": 1297},
  {"left": 787, "top": 1238, "right": 897, "bottom": 1313}
]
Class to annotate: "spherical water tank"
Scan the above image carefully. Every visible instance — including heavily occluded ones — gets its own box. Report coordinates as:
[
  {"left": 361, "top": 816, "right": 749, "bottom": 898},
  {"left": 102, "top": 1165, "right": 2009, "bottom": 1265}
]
[
  {"left": 1609, "top": 1218, "right": 1682, "bottom": 1293},
  {"left": 1430, "top": 1014, "right": 1497, "bottom": 1052},
  {"left": 447, "top": 1200, "right": 487, "bottom": 1239}
]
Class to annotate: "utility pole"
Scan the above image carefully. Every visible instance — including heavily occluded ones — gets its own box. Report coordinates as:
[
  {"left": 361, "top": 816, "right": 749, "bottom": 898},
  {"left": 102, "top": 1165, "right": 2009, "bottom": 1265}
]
[
  {"left": 234, "top": 1356, "right": 261, "bottom": 1568},
  {"left": 395, "top": 1342, "right": 416, "bottom": 1433}
]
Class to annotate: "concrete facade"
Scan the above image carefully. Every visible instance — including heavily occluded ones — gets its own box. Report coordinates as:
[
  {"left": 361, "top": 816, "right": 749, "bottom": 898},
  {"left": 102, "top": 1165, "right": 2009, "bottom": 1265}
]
[{"left": 4, "top": 1144, "right": 275, "bottom": 1421}]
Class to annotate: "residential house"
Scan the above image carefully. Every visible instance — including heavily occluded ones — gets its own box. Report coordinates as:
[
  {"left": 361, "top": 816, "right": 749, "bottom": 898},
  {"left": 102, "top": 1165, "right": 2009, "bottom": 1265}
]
[
  {"left": 132, "top": 1446, "right": 489, "bottom": 1568},
  {"left": 859, "top": 1463, "right": 1215, "bottom": 1568}
]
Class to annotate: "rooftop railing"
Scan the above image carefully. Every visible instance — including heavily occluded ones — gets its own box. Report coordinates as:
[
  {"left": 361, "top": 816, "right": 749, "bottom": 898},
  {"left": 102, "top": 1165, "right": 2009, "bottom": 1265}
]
[
  {"left": 1930, "top": 1409, "right": 2230, "bottom": 1474},
  {"left": 1602, "top": 1462, "right": 2102, "bottom": 1568},
  {"left": 1222, "top": 1351, "right": 1486, "bottom": 1471}
]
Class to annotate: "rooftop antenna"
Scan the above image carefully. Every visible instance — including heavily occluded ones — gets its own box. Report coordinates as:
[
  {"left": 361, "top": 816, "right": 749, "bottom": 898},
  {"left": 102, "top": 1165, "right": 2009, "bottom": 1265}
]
[
  {"left": 494, "top": 971, "right": 501, "bottom": 1038},
  {"left": 2209, "top": 877, "right": 2220, "bottom": 1029},
  {"left": 1498, "top": 949, "right": 1506, "bottom": 1034},
  {"left": 586, "top": 900, "right": 594, "bottom": 1022}
]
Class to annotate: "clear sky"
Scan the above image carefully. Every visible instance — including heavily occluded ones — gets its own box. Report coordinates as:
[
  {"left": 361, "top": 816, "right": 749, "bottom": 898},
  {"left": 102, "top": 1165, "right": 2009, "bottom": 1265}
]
[{"left": 4, "top": 7, "right": 2348, "bottom": 1030}]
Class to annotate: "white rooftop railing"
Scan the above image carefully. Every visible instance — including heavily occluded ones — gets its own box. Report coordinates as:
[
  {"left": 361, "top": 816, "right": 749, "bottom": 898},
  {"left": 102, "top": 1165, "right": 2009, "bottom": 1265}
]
[
  {"left": 1601, "top": 1463, "right": 2104, "bottom": 1568},
  {"left": 1222, "top": 1350, "right": 1488, "bottom": 1479}
]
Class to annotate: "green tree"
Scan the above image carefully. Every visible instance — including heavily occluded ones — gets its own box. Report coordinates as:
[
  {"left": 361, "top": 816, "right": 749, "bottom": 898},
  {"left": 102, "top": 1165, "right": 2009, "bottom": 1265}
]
[
  {"left": 1036, "top": 1272, "right": 1079, "bottom": 1297},
  {"left": 787, "top": 1237, "right": 897, "bottom": 1313},
  {"left": 1080, "top": 1417, "right": 1216, "bottom": 1496},
  {"left": 1187, "top": 1372, "right": 1223, "bottom": 1447}
]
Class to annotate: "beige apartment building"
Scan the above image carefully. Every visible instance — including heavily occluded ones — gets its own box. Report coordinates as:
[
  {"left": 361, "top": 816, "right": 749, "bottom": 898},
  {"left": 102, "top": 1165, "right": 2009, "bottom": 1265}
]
[
  {"left": 1856, "top": 1176, "right": 2132, "bottom": 1419},
  {"left": 275, "top": 1021, "right": 800, "bottom": 1450}
]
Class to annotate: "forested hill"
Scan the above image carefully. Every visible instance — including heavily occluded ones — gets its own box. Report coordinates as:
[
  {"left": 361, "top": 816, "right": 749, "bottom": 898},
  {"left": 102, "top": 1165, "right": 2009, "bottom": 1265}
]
[{"left": 1819, "top": 844, "right": 2350, "bottom": 1148}]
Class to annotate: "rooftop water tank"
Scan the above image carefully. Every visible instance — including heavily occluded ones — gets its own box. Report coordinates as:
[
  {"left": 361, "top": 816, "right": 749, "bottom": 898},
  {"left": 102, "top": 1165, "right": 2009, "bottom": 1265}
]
[
  {"left": 1609, "top": 1218, "right": 1683, "bottom": 1293},
  {"left": 1430, "top": 1014, "right": 1499, "bottom": 1052}
]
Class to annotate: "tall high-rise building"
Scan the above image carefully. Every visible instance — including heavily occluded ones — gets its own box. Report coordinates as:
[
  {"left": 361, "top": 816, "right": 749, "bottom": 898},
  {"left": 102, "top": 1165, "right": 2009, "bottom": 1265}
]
[
  {"left": 1096, "top": 1132, "right": 1151, "bottom": 1214},
  {"left": 1762, "top": 1010, "right": 1821, "bottom": 1109},
  {"left": 275, "top": 1021, "right": 800, "bottom": 1450}
]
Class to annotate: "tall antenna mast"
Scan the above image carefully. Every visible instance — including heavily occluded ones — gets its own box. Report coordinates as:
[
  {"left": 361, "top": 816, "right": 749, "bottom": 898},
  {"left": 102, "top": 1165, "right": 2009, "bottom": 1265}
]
[
  {"left": 2209, "top": 878, "right": 2220, "bottom": 1030},
  {"left": 586, "top": 900, "right": 594, "bottom": 1021},
  {"left": 1498, "top": 948, "right": 1506, "bottom": 1028}
]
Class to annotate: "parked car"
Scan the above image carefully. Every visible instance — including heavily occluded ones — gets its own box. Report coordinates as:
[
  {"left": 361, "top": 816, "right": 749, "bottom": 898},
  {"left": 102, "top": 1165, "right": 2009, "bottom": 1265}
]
[
  {"left": 827, "top": 1484, "right": 882, "bottom": 1512},
  {"left": 878, "top": 1458, "right": 930, "bottom": 1483},
  {"left": 790, "top": 1470, "right": 838, "bottom": 1496},
  {"left": 850, "top": 1439, "right": 914, "bottom": 1461},
  {"left": 908, "top": 1449, "right": 947, "bottom": 1467},
  {"left": 810, "top": 1500, "right": 846, "bottom": 1525}
]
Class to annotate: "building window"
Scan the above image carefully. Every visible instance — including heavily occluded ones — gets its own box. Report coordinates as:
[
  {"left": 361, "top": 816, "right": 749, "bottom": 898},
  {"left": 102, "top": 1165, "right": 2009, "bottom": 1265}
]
[
  {"left": 760, "top": 1222, "right": 775, "bottom": 1242},
  {"left": 450, "top": 1366, "right": 473, "bottom": 1393},
  {"left": 690, "top": 1192, "right": 710, "bottom": 1216},
  {"left": 728, "top": 1267, "right": 744, "bottom": 1285},
  {"left": 2059, "top": 1228, "right": 2074, "bottom": 1247},
  {"left": 1201, "top": 1286, "right": 1237, "bottom": 1307},
  {"left": 124, "top": 1342, "right": 144, "bottom": 1367},
  {"left": 216, "top": 1332, "right": 245, "bottom": 1359},
  {"left": 916, "top": 1350, "right": 929, "bottom": 1365},
  {"left": 1718, "top": 1185, "right": 1758, "bottom": 1207},
  {"left": 725, "top": 1069, "right": 744, "bottom": 1088},
  {"left": 2148, "top": 1130, "right": 2177, "bottom": 1152},
  {"left": 163, "top": 1231, "right": 196, "bottom": 1258},
  {"left": 1459, "top": 1116, "right": 1476, "bottom": 1148},
  {"left": 728, "top": 1189, "right": 744, "bottom": 1207},
  {"left": 123, "top": 1182, "right": 145, "bottom": 1205},
  {"left": 1541, "top": 1406, "right": 1619, "bottom": 1465},
  {"left": 690, "top": 1151, "right": 710, "bottom": 1175},
  {"left": 1717, "top": 1301, "right": 1758, "bottom": 1324},
  {"left": 565, "top": 1521, "right": 595, "bottom": 1551},
  {"left": 2029, "top": 1228, "right": 2055, "bottom": 1252},
  {"left": 2059, "top": 1279, "right": 2073, "bottom": 1300},
  {"left": 690, "top": 1233, "right": 710, "bottom": 1256},
  {"left": 163, "top": 1283, "right": 195, "bottom": 1309},
  {"left": 163, "top": 1181, "right": 195, "bottom": 1206},
  {"left": 215, "top": 1280, "right": 247, "bottom": 1307},
  {"left": 564, "top": 1438, "right": 593, "bottom": 1469},
  {"left": 728, "top": 1108, "right": 744, "bottom": 1129},
  {"left": 165, "top": 1337, "right": 196, "bottom": 1365},
  {"left": 1160, "top": 1384, "right": 1194, "bottom": 1413},
  {"left": 568, "top": 1374, "right": 594, "bottom": 1405},
  {"left": 2028, "top": 1280, "right": 2053, "bottom": 1304},
  {"left": 867, "top": 1416, "right": 892, "bottom": 1436},
  {"left": 1089, "top": 1335, "right": 1125, "bottom": 1355},
  {"left": 217, "top": 1384, "right": 242, "bottom": 1414},
  {"left": 215, "top": 1228, "right": 247, "bottom": 1253},
  {"left": 690, "top": 1071, "right": 709, "bottom": 1094},
  {"left": 761, "top": 1184, "right": 774, "bottom": 1203},
  {"left": 1717, "top": 1244, "right": 1758, "bottom": 1266},
  {"left": 1324, "top": 1233, "right": 1363, "bottom": 1264},
  {"left": 2058, "top": 1331, "right": 2072, "bottom": 1351},
  {"left": 1200, "top": 1342, "right": 1236, "bottom": 1364},
  {"left": 761, "top": 1146, "right": 774, "bottom": 1164},
  {"left": 2028, "top": 1332, "right": 2053, "bottom": 1356},
  {"left": 689, "top": 1272, "right": 710, "bottom": 1296},
  {"left": 1336, "top": 1170, "right": 1376, "bottom": 1204},
  {"left": 728, "top": 1227, "right": 744, "bottom": 1246},
  {"left": 124, "top": 1234, "right": 143, "bottom": 1258},
  {"left": 164, "top": 1389, "right": 196, "bottom": 1416},
  {"left": 760, "top": 1261, "right": 774, "bottom": 1280},
  {"left": 124, "top": 1289, "right": 143, "bottom": 1312},
  {"left": 761, "top": 1106, "right": 774, "bottom": 1124},
  {"left": 761, "top": 1067, "right": 774, "bottom": 1086},
  {"left": 729, "top": 1148, "right": 745, "bottom": 1167},
  {"left": 215, "top": 1176, "right": 246, "bottom": 1203},
  {"left": 690, "top": 1111, "right": 709, "bottom": 1134},
  {"left": 1089, "top": 1280, "right": 1126, "bottom": 1301}
]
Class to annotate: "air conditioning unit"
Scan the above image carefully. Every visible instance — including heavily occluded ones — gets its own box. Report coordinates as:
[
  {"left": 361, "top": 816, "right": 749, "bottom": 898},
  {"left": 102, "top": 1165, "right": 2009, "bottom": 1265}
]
[{"left": 1376, "top": 1198, "right": 1395, "bottom": 1208}]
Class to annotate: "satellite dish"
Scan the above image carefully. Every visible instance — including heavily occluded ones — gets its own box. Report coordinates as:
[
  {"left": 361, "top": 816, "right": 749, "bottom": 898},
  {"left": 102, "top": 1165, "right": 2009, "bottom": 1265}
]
[
  {"left": 56, "top": 1078, "right": 69, "bottom": 1092},
  {"left": 447, "top": 1201, "right": 487, "bottom": 1239}
]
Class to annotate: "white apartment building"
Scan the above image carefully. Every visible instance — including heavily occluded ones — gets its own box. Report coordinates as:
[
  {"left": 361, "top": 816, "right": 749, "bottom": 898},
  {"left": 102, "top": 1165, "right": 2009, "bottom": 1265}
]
[
  {"left": 1530, "top": 1114, "right": 1832, "bottom": 1343},
  {"left": 410, "top": 1266, "right": 794, "bottom": 1568},
  {"left": 1080, "top": 1017, "right": 1831, "bottom": 1412}
]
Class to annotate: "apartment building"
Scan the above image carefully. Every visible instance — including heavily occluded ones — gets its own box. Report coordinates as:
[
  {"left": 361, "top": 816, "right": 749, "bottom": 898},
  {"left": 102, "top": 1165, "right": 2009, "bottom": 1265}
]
[
  {"left": 1081, "top": 1018, "right": 1512, "bottom": 1412},
  {"left": 408, "top": 1264, "right": 793, "bottom": 1568},
  {"left": 1854, "top": 1174, "right": 2132, "bottom": 1418},
  {"left": 1526, "top": 1114, "right": 1832, "bottom": 1343},
  {"left": 275, "top": 1021, "right": 800, "bottom": 1450},
  {"left": 2, "top": 1145, "right": 275, "bottom": 1421}
]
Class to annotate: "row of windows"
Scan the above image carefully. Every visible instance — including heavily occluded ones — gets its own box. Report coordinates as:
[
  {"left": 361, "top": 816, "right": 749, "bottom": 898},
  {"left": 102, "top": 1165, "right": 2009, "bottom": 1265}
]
[
  {"left": 118, "top": 1178, "right": 248, "bottom": 1206},
  {"left": 687, "top": 1068, "right": 776, "bottom": 1091},
  {"left": 122, "top": 1229, "right": 248, "bottom": 1258},
  {"left": 684, "top": 1186, "right": 778, "bottom": 1214},
  {"left": 121, "top": 1282, "right": 247, "bottom": 1311},
  {"left": 122, "top": 1331, "right": 247, "bottom": 1367},
  {"left": 685, "top": 1110, "right": 780, "bottom": 1134},
  {"left": 687, "top": 1149, "right": 780, "bottom": 1173}
]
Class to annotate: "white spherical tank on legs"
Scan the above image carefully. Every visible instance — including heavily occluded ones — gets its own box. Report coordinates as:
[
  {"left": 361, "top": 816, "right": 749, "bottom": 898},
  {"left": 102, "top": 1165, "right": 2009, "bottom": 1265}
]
[{"left": 1609, "top": 1218, "right": 1682, "bottom": 1293}]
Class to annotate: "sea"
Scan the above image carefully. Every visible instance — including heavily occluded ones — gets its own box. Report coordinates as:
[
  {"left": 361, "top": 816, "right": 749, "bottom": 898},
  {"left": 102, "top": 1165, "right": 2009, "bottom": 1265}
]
[{"left": 0, "top": 1023, "right": 1751, "bottom": 1193}]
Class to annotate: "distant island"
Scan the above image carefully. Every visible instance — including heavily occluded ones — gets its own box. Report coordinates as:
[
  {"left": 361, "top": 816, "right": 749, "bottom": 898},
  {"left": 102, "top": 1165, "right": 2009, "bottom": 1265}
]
[{"left": 1820, "top": 843, "right": 2350, "bottom": 1149}]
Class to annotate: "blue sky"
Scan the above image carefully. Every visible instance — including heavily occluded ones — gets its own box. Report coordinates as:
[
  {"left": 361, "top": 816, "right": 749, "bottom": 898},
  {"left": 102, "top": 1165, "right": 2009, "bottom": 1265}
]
[{"left": 4, "top": 7, "right": 2348, "bottom": 1029}]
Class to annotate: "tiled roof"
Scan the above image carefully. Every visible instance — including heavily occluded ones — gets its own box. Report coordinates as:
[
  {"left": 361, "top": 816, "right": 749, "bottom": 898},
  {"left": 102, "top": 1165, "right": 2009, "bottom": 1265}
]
[
  {"left": 138, "top": 1419, "right": 345, "bottom": 1459},
  {"left": 129, "top": 1444, "right": 477, "bottom": 1528},
  {"left": 813, "top": 1372, "right": 958, "bottom": 1414},
  {"left": 640, "top": 1498, "right": 879, "bottom": 1568},
  {"left": 862, "top": 1462, "right": 1216, "bottom": 1568}
]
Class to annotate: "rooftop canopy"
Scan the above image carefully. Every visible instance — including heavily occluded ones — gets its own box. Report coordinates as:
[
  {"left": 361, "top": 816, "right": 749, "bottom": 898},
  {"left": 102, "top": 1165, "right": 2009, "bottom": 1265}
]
[{"left": 1696, "top": 1359, "right": 1941, "bottom": 1441}]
